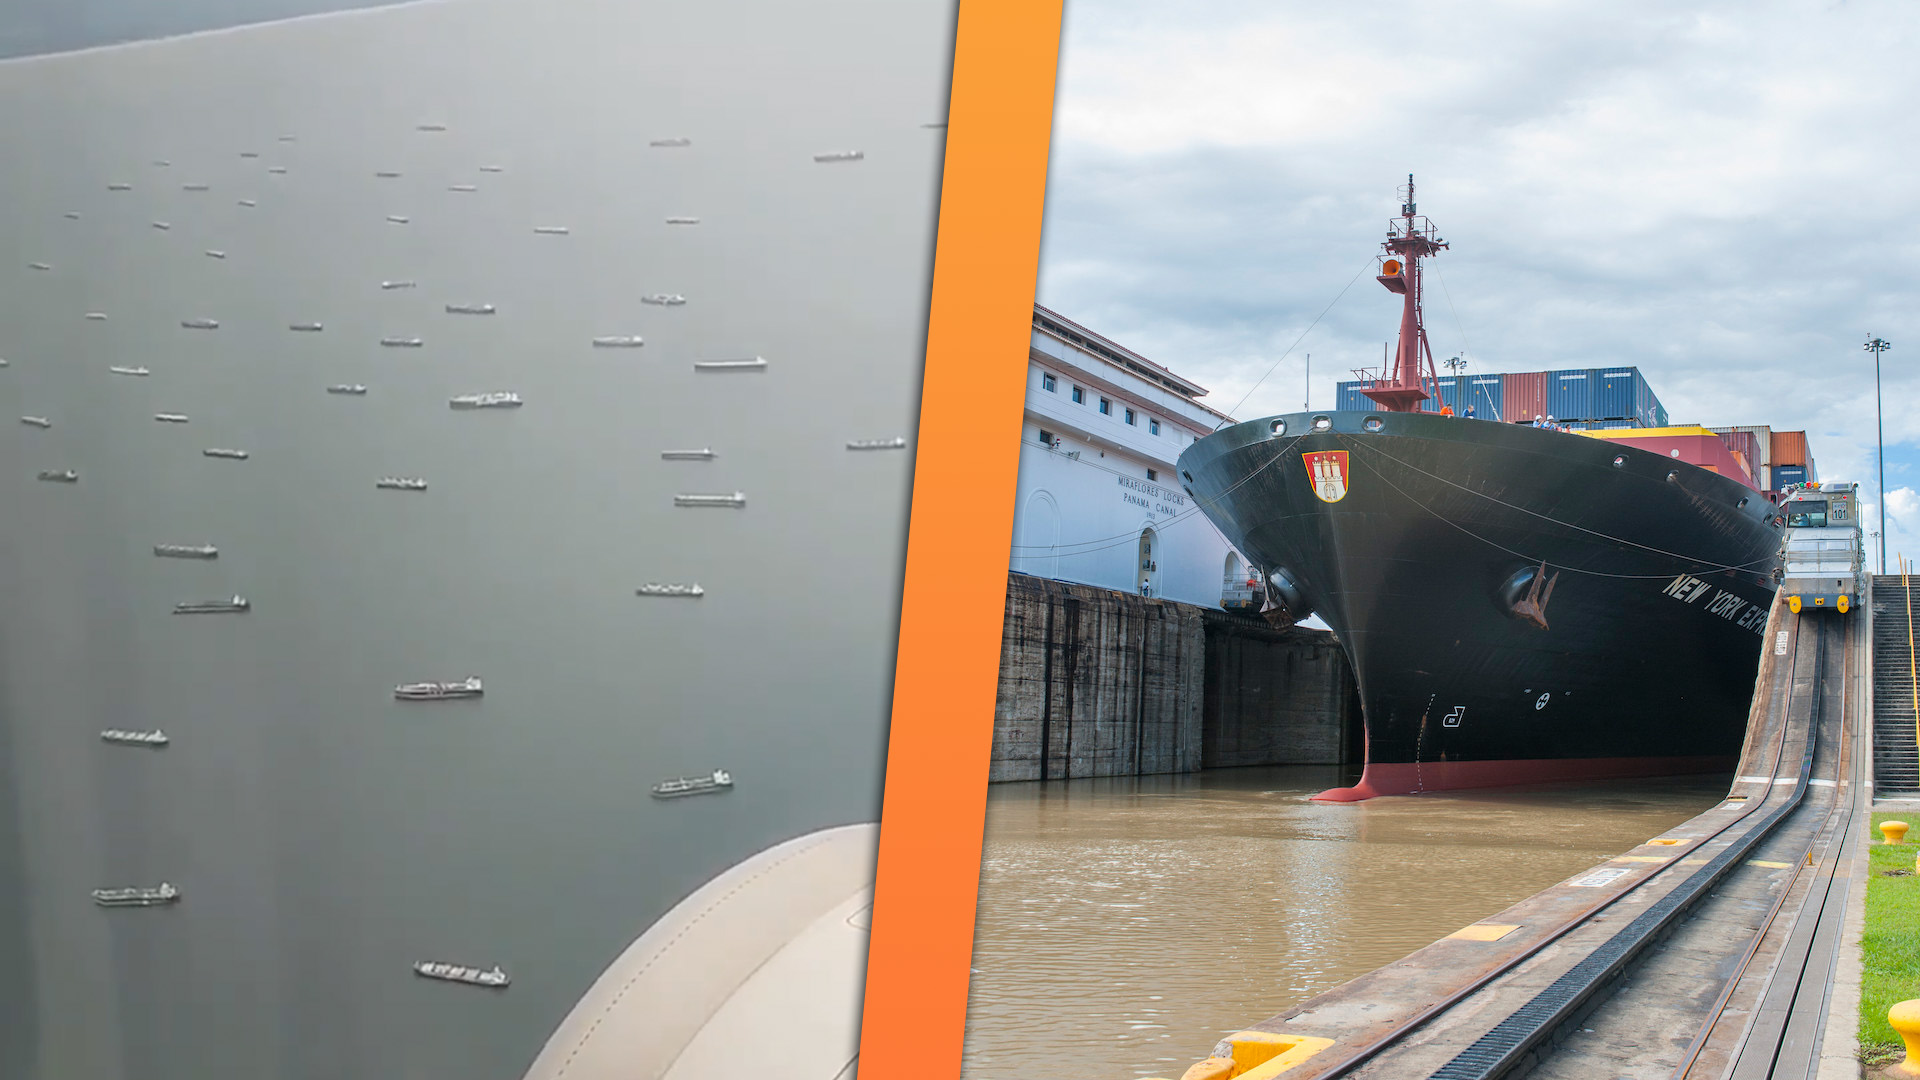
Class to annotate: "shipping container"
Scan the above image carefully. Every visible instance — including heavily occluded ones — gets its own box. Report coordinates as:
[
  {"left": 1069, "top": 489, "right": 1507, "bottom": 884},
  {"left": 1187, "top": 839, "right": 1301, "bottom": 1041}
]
[
  {"left": 1773, "top": 464, "right": 1808, "bottom": 488},
  {"left": 1654, "top": 402, "right": 1670, "bottom": 428},
  {"left": 1461, "top": 375, "right": 1505, "bottom": 420},
  {"left": 1592, "top": 368, "right": 1646, "bottom": 421},
  {"left": 1546, "top": 369, "right": 1594, "bottom": 421},
  {"left": 1715, "top": 429, "right": 1760, "bottom": 475},
  {"left": 1504, "top": 371, "right": 1547, "bottom": 422},
  {"left": 1337, "top": 380, "right": 1373, "bottom": 412},
  {"left": 1708, "top": 425, "right": 1772, "bottom": 467},
  {"left": 1635, "top": 373, "right": 1665, "bottom": 428},
  {"left": 1770, "top": 430, "right": 1809, "bottom": 467}
]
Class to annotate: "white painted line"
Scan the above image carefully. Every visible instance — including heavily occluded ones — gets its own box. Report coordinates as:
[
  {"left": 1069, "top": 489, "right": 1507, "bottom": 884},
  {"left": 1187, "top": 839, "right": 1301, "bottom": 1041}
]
[
  {"left": 1810, "top": 779, "right": 1837, "bottom": 787},
  {"left": 1736, "top": 776, "right": 1772, "bottom": 783},
  {"left": 1774, "top": 778, "right": 1800, "bottom": 785}
]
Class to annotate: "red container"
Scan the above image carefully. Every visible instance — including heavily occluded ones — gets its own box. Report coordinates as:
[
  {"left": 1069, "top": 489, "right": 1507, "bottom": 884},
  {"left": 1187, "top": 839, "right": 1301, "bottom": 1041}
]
[
  {"left": 1503, "top": 371, "right": 1547, "bottom": 422},
  {"left": 1771, "top": 430, "right": 1809, "bottom": 466},
  {"left": 1717, "top": 429, "right": 1759, "bottom": 480}
]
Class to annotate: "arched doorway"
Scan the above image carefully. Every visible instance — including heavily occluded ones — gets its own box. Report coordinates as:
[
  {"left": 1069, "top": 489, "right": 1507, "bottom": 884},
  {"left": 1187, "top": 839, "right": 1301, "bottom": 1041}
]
[
  {"left": 1017, "top": 492, "right": 1060, "bottom": 579},
  {"left": 1138, "top": 527, "right": 1160, "bottom": 597}
]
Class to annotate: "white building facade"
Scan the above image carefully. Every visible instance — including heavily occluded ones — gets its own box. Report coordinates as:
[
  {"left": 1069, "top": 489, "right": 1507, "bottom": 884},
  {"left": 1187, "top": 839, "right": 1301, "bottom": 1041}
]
[{"left": 1009, "top": 305, "right": 1249, "bottom": 609}]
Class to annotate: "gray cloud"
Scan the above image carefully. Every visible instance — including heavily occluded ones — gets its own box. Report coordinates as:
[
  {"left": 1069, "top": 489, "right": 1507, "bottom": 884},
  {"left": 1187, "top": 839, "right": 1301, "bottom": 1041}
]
[{"left": 1037, "top": 0, "right": 1920, "bottom": 539}]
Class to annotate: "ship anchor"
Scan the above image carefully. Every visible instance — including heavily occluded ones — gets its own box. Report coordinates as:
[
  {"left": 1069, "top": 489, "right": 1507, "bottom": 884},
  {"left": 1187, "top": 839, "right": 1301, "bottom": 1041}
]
[{"left": 1509, "top": 560, "right": 1560, "bottom": 631}]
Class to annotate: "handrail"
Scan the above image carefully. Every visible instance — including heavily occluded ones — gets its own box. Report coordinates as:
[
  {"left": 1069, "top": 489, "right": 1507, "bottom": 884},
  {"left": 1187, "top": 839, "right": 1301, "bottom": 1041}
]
[{"left": 1906, "top": 558, "right": 1916, "bottom": 754}]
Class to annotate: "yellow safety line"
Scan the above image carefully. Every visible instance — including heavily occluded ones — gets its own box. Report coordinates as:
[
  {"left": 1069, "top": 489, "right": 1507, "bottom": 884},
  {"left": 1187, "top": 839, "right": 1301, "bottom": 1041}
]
[{"left": 1907, "top": 556, "right": 1917, "bottom": 756}]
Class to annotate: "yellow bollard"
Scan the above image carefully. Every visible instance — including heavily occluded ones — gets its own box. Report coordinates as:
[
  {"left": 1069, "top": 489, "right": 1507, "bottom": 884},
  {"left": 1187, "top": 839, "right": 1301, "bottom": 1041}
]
[
  {"left": 1890, "top": 1000, "right": 1920, "bottom": 1075},
  {"left": 1884, "top": 821, "right": 1911, "bottom": 845}
]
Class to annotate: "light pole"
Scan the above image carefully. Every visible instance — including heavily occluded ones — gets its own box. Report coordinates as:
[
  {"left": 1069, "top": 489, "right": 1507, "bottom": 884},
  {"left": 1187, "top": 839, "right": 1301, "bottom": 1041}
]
[{"left": 1867, "top": 335, "right": 1892, "bottom": 574}]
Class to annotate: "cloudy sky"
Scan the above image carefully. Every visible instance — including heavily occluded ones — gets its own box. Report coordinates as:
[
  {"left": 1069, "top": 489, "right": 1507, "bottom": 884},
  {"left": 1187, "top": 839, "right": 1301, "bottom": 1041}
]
[{"left": 1035, "top": 0, "right": 1920, "bottom": 563}]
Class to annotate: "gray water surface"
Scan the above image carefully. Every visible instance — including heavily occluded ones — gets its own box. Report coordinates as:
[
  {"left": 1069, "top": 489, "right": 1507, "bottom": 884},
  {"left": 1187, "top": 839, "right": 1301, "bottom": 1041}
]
[{"left": 0, "top": 1, "right": 954, "bottom": 1077}]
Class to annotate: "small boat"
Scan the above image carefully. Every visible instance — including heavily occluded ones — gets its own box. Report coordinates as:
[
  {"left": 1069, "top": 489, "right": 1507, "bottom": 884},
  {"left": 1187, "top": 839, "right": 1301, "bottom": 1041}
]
[
  {"left": 37, "top": 469, "right": 78, "bottom": 483},
  {"left": 921, "top": 122, "right": 948, "bottom": 129},
  {"left": 413, "top": 961, "right": 508, "bottom": 988},
  {"left": 0, "top": 357, "right": 8, "bottom": 366},
  {"left": 479, "top": 165, "right": 505, "bottom": 173},
  {"left": 108, "top": 366, "right": 149, "bottom": 376},
  {"left": 153, "top": 159, "right": 171, "bottom": 167},
  {"left": 20, "top": 416, "right": 51, "bottom": 429},
  {"left": 93, "top": 882, "right": 179, "bottom": 907},
  {"left": 152, "top": 221, "right": 172, "bottom": 230},
  {"left": 649, "top": 137, "right": 692, "bottom": 147},
  {"left": 238, "top": 199, "right": 258, "bottom": 208},
  {"left": 375, "top": 170, "right": 402, "bottom": 178},
  {"left": 812, "top": 151, "right": 864, "bottom": 163},
  {"left": 204, "top": 250, "right": 226, "bottom": 259},
  {"left": 180, "top": 318, "right": 219, "bottom": 330},
  {"left": 203, "top": 448, "right": 250, "bottom": 460},
  {"left": 289, "top": 322, "right": 323, "bottom": 332},
  {"left": 108, "top": 183, "right": 132, "bottom": 191},
  {"left": 154, "top": 413, "right": 190, "bottom": 423},
  {"left": 63, "top": 212, "right": 79, "bottom": 219},
  {"left": 85, "top": 312, "right": 109, "bottom": 321},
  {"left": 386, "top": 215, "right": 411, "bottom": 225},
  {"left": 173, "top": 595, "right": 249, "bottom": 614},
  {"left": 154, "top": 544, "right": 217, "bottom": 559},
  {"left": 416, "top": 123, "right": 448, "bottom": 132},
  {"left": 533, "top": 225, "right": 570, "bottom": 235},
  {"left": 240, "top": 151, "right": 259, "bottom": 158},
  {"left": 182, "top": 183, "right": 210, "bottom": 192},
  {"left": 101, "top": 728, "right": 169, "bottom": 747},
  {"left": 636, "top": 583, "right": 704, "bottom": 598},
  {"left": 641, "top": 294, "right": 686, "bottom": 306},
  {"left": 278, "top": 135, "right": 297, "bottom": 142},
  {"left": 449, "top": 392, "right": 522, "bottom": 410},
  {"left": 448, "top": 184, "right": 478, "bottom": 192},
  {"left": 376, "top": 477, "right": 428, "bottom": 490},
  {"left": 380, "top": 280, "right": 417, "bottom": 290},
  {"left": 445, "top": 303, "right": 496, "bottom": 315},
  {"left": 591, "top": 335, "right": 643, "bottom": 348},
  {"left": 394, "top": 676, "right": 483, "bottom": 701},
  {"left": 268, "top": 166, "right": 288, "bottom": 174},
  {"left": 652, "top": 769, "right": 733, "bottom": 798},
  {"left": 661, "top": 448, "right": 716, "bottom": 460},
  {"left": 28, "top": 262, "right": 50, "bottom": 270},
  {"left": 664, "top": 216, "right": 700, "bottom": 225},
  {"left": 847, "top": 437, "right": 909, "bottom": 451},
  {"left": 693, "top": 357, "right": 767, "bottom": 372},
  {"left": 674, "top": 492, "right": 746, "bottom": 508},
  {"left": 327, "top": 384, "right": 369, "bottom": 395},
  {"left": 380, "top": 337, "right": 424, "bottom": 348}
]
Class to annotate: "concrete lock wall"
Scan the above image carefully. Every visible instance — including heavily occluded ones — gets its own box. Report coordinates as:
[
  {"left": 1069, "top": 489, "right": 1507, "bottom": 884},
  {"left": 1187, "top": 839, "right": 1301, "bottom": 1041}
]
[
  {"left": 1199, "top": 611, "right": 1355, "bottom": 769},
  {"left": 990, "top": 573, "right": 1354, "bottom": 781}
]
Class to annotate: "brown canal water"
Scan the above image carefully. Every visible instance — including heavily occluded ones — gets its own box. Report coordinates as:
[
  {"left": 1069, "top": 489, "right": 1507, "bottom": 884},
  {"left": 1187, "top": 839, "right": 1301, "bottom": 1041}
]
[{"left": 960, "top": 764, "right": 1729, "bottom": 1080}]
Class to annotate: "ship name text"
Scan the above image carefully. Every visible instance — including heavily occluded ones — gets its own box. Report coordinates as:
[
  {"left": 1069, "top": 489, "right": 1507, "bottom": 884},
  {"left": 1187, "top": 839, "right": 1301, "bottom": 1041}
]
[{"left": 1661, "top": 574, "right": 1768, "bottom": 635}]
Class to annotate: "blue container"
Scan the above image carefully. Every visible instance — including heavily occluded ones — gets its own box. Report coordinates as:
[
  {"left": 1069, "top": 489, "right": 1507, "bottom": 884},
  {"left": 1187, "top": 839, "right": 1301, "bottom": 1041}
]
[
  {"left": 1653, "top": 402, "right": 1670, "bottom": 428},
  {"left": 1773, "top": 464, "right": 1808, "bottom": 489},
  {"left": 1461, "top": 375, "right": 1505, "bottom": 420},
  {"left": 1546, "top": 369, "right": 1595, "bottom": 422},
  {"left": 1336, "top": 380, "right": 1372, "bottom": 412},
  {"left": 1592, "top": 368, "right": 1645, "bottom": 421}
]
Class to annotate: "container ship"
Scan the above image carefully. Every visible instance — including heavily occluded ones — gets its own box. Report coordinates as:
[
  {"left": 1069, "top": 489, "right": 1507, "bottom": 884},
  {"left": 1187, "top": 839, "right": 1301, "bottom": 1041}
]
[{"left": 1177, "top": 178, "right": 1804, "bottom": 800}]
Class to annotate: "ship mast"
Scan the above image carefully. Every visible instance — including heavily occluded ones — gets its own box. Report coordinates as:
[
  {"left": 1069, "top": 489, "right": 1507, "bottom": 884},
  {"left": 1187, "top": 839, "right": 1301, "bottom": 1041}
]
[{"left": 1359, "top": 175, "right": 1448, "bottom": 412}]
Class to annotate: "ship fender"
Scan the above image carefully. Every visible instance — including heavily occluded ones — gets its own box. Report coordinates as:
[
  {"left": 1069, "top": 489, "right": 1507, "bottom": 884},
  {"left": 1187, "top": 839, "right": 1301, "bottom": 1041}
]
[{"left": 1259, "top": 567, "right": 1314, "bottom": 630}]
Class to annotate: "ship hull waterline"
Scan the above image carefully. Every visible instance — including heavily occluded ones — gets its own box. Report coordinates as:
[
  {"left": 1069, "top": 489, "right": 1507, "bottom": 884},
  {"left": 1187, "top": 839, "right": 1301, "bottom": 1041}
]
[{"left": 1176, "top": 411, "right": 1783, "bottom": 801}]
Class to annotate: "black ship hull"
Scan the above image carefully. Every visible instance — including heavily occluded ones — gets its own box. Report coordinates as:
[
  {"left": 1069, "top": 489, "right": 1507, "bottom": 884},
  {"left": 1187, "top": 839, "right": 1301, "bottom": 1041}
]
[{"left": 1176, "top": 411, "right": 1783, "bottom": 800}]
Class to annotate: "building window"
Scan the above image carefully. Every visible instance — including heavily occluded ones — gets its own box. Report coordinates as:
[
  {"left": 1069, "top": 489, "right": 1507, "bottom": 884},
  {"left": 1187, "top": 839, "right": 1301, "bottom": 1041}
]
[
  {"left": 1099, "top": 398, "right": 1111, "bottom": 416},
  {"left": 1149, "top": 419, "right": 1160, "bottom": 435},
  {"left": 1042, "top": 372, "right": 1056, "bottom": 392},
  {"left": 1146, "top": 468, "right": 1157, "bottom": 481},
  {"left": 1125, "top": 408, "right": 1136, "bottom": 425},
  {"left": 1038, "top": 428, "right": 1056, "bottom": 448},
  {"left": 1071, "top": 386, "right": 1084, "bottom": 404}
]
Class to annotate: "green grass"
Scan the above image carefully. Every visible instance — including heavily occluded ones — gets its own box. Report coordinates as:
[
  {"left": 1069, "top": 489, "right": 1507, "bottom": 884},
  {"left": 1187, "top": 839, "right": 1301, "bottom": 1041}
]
[{"left": 1860, "top": 812, "right": 1920, "bottom": 1059}]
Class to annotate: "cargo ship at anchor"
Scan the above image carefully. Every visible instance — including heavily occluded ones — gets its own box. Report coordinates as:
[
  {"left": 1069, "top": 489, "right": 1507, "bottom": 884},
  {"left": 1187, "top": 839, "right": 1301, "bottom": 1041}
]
[{"left": 1176, "top": 178, "right": 1787, "bottom": 801}]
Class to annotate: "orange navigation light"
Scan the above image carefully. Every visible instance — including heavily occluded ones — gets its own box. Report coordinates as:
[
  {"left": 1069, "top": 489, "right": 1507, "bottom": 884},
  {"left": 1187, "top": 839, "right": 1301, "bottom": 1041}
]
[{"left": 1382, "top": 258, "right": 1403, "bottom": 276}]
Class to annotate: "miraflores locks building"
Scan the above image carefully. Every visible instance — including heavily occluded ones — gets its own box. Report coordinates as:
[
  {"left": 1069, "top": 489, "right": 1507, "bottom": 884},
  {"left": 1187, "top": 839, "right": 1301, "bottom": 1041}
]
[{"left": 1011, "top": 304, "right": 1248, "bottom": 608}]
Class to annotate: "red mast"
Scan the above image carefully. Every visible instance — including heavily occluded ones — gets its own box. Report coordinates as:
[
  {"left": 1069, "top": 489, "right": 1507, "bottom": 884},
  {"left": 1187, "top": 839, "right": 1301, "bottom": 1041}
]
[{"left": 1358, "top": 175, "right": 1448, "bottom": 412}]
